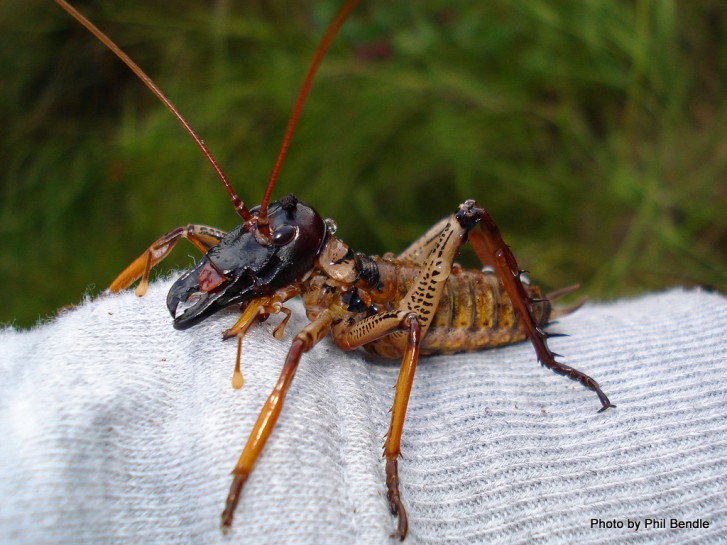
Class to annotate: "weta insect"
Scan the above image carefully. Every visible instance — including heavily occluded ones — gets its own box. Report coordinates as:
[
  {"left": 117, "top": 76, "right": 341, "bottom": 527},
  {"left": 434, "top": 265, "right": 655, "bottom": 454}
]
[{"left": 57, "top": 0, "right": 614, "bottom": 540}]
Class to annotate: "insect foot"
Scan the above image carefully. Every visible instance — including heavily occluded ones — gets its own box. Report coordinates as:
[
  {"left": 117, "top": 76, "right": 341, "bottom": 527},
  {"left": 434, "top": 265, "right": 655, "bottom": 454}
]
[
  {"left": 386, "top": 458, "right": 409, "bottom": 541},
  {"left": 220, "top": 471, "right": 248, "bottom": 533}
]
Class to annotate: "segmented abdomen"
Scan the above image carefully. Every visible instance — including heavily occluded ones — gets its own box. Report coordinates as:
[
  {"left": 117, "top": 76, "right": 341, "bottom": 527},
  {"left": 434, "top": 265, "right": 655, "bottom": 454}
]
[{"left": 365, "top": 260, "right": 549, "bottom": 357}]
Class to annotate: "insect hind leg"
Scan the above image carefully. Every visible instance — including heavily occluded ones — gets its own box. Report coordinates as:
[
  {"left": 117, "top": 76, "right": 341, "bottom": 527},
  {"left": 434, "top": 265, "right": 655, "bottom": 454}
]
[{"left": 457, "top": 200, "right": 614, "bottom": 412}]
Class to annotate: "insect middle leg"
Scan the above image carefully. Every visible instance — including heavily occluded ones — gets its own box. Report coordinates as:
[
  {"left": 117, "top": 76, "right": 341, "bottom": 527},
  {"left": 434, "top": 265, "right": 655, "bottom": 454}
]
[
  {"left": 332, "top": 215, "right": 471, "bottom": 539},
  {"left": 332, "top": 310, "right": 422, "bottom": 540},
  {"left": 109, "top": 224, "right": 226, "bottom": 295}
]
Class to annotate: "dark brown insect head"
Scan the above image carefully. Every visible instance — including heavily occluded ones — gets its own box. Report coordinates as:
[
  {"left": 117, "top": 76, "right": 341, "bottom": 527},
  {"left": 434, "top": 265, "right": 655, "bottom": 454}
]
[{"left": 167, "top": 195, "right": 326, "bottom": 329}]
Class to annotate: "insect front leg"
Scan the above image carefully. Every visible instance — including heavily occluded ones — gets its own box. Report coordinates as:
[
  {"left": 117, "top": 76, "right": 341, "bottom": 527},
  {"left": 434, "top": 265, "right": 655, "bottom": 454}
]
[
  {"left": 221, "top": 288, "right": 301, "bottom": 389},
  {"left": 221, "top": 310, "right": 334, "bottom": 532},
  {"left": 457, "top": 200, "right": 614, "bottom": 412},
  {"left": 109, "top": 224, "right": 226, "bottom": 295}
]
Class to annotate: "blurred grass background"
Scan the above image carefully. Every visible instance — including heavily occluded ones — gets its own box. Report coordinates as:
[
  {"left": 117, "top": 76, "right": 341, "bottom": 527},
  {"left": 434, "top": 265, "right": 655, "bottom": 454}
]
[{"left": 1, "top": 0, "right": 726, "bottom": 328}]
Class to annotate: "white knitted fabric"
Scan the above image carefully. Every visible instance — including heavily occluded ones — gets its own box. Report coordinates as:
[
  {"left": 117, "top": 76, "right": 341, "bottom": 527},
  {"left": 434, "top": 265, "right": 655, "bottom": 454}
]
[{"left": 1, "top": 281, "right": 725, "bottom": 544}]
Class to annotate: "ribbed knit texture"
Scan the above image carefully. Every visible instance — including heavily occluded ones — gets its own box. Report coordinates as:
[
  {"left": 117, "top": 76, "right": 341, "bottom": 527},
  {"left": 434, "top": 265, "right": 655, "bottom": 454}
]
[{"left": 1, "top": 281, "right": 725, "bottom": 544}]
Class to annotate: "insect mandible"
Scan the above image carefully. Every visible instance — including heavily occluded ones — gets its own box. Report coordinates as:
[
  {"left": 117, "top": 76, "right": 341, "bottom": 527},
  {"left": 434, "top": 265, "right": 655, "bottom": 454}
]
[{"left": 56, "top": 0, "right": 614, "bottom": 540}]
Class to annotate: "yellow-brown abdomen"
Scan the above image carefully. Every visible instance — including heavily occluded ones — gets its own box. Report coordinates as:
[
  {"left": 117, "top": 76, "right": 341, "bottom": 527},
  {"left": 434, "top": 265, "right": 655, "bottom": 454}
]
[{"left": 364, "top": 260, "right": 549, "bottom": 357}]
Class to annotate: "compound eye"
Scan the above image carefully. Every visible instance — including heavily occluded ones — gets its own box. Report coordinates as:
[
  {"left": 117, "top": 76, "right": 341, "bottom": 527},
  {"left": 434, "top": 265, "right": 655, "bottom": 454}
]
[{"left": 271, "top": 224, "right": 298, "bottom": 246}]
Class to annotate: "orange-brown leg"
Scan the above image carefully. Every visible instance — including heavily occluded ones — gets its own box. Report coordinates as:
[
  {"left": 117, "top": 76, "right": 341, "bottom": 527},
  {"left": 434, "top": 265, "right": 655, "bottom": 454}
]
[
  {"left": 332, "top": 310, "right": 423, "bottom": 540},
  {"left": 331, "top": 209, "right": 481, "bottom": 539},
  {"left": 383, "top": 313, "right": 421, "bottom": 541},
  {"left": 221, "top": 288, "right": 300, "bottom": 390},
  {"left": 220, "top": 310, "right": 334, "bottom": 532},
  {"left": 457, "top": 200, "right": 613, "bottom": 412},
  {"left": 109, "top": 224, "right": 226, "bottom": 295}
]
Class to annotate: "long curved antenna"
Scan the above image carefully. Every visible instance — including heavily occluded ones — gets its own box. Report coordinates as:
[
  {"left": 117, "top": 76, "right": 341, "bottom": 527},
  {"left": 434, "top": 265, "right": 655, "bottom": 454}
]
[
  {"left": 54, "top": 0, "right": 251, "bottom": 221},
  {"left": 256, "top": 0, "right": 361, "bottom": 236}
]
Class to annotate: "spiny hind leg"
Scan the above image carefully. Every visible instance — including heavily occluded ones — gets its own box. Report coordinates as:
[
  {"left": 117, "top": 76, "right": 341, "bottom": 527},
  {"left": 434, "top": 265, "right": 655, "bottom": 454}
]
[
  {"left": 109, "top": 224, "right": 226, "bottom": 295},
  {"left": 396, "top": 217, "right": 451, "bottom": 264},
  {"left": 457, "top": 200, "right": 613, "bottom": 412}
]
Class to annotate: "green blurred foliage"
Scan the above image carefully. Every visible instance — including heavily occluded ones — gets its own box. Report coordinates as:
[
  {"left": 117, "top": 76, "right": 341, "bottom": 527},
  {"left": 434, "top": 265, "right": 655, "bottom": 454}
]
[{"left": 1, "top": 0, "right": 726, "bottom": 327}]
